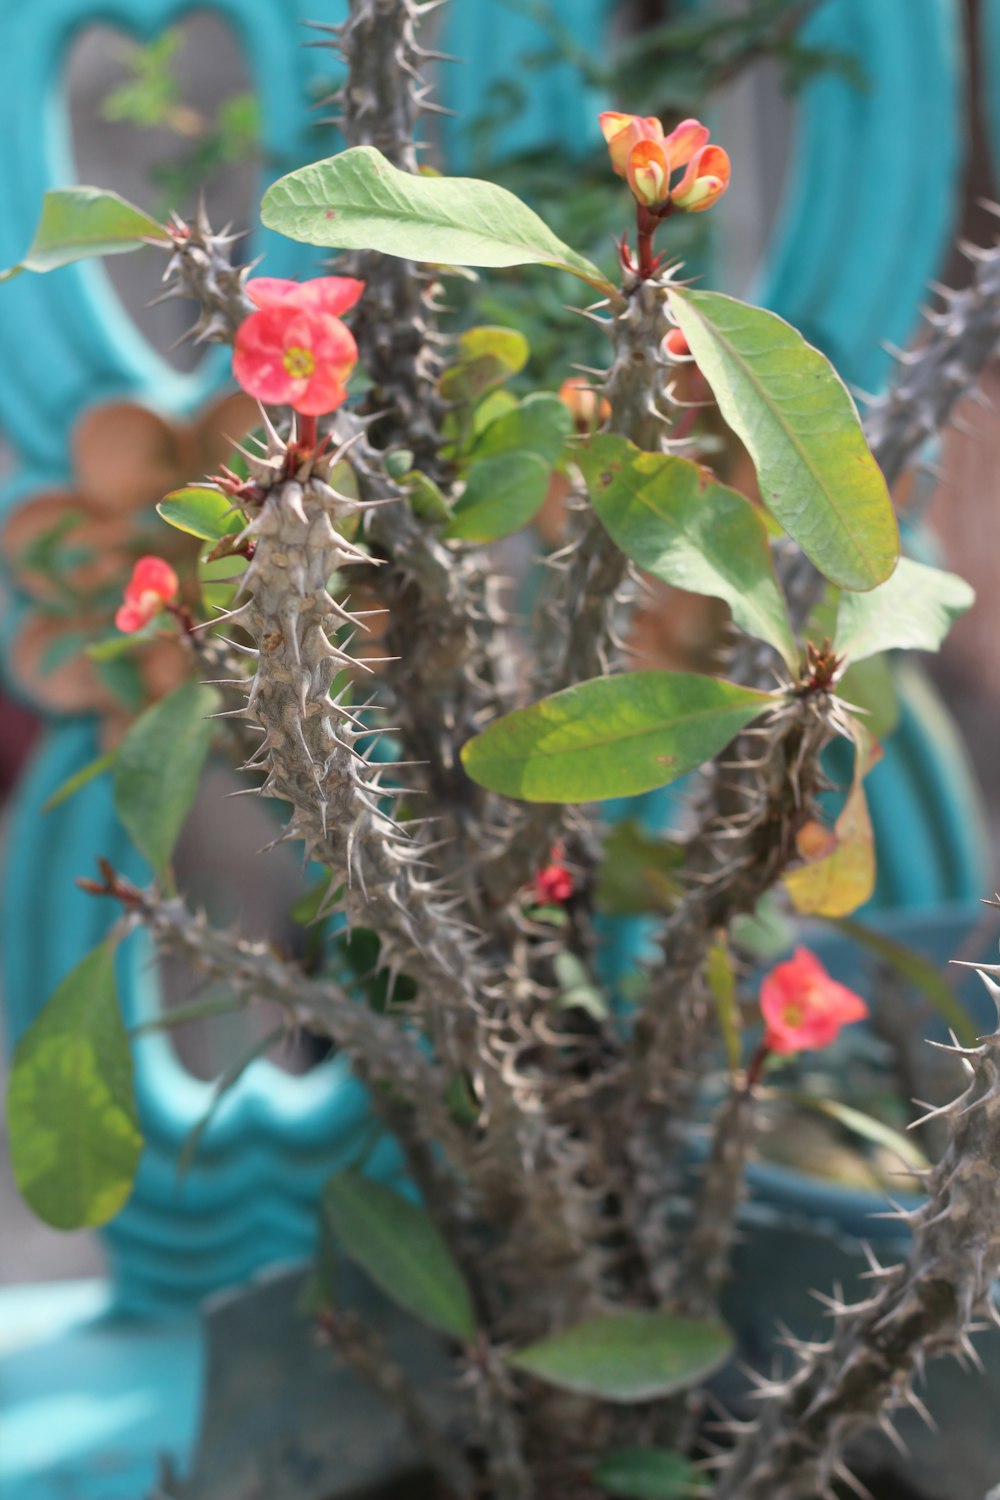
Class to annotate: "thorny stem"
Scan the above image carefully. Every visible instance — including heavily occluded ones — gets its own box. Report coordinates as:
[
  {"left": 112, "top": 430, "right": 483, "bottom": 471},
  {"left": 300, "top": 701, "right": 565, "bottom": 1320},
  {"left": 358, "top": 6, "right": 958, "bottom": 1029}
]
[{"left": 317, "top": 1307, "right": 476, "bottom": 1499}]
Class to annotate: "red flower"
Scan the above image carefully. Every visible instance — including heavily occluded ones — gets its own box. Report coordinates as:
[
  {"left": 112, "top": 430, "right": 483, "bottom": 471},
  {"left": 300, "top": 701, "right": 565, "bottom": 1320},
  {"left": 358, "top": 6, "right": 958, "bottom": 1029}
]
[
  {"left": 233, "top": 276, "right": 364, "bottom": 416},
  {"left": 115, "top": 556, "right": 179, "bottom": 634},
  {"left": 599, "top": 112, "right": 730, "bottom": 215},
  {"left": 534, "top": 862, "right": 575, "bottom": 905},
  {"left": 663, "top": 329, "right": 691, "bottom": 360},
  {"left": 245, "top": 275, "right": 365, "bottom": 318},
  {"left": 760, "top": 947, "right": 869, "bottom": 1055}
]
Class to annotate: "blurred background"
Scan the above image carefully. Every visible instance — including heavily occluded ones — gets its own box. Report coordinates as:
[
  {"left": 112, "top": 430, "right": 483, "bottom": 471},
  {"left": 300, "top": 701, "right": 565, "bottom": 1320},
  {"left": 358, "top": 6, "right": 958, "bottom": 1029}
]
[
  {"left": 7, "top": 4, "right": 1000, "bottom": 1498},
  {"left": 1, "top": 0, "right": 1000, "bottom": 1472},
  {"left": 3, "top": 0, "right": 999, "bottom": 1277}
]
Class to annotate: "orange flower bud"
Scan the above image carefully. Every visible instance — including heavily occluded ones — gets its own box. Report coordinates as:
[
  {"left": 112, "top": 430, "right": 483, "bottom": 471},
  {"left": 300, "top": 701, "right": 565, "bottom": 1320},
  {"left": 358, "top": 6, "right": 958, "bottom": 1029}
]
[
  {"left": 559, "top": 377, "right": 610, "bottom": 432},
  {"left": 601, "top": 111, "right": 730, "bottom": 220},
  {"left": 626, "top": 140, "right": 671, "bottom": 210},
  {"left": 599, "top": 111, "right": 664, "bottom": 178},
  {"left": 671, "top": 144, "right": 731, "bottom": 214}
]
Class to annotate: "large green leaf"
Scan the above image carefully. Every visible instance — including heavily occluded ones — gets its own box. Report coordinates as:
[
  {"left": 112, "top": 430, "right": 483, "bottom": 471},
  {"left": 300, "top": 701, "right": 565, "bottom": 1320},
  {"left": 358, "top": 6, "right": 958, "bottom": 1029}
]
[
  {"left": 580, "top": 435, "right": 797, "bottom": 667},
  {"left": 445, "top": 452, "right": 551, "bottom": 543},
  {"left": 261, "top": 146, "right": 611, "bottom": 291},
  {"left": 157, "top": 486, "right": 245, "bottom": 541},
  {"left": 7, "top": 943, "right": 142, "bottom": 1229},
  {"left": 324, "top": 1172, "right": 476, "bottom": 1342},
  {"left": 593, "top": 1448, "right": 702, "bottom": 1499},
  {"left": 1, "top": 187, "right": 166, "bottom": 281},
  {"left": 471, "top": 393, "right": 573, "bottom": 467},
  {"left": 113, "top": 678, "right": 219, "bottom": 876},
  {"left": 462, "top": 672, "right": 770, "bottom": 803},
  {"left": 509, "top": 1311, "right": 732, "bottom": 1403},
  {"left": 667, "top": 289, "right": 898, "bottom": 591},
  {"left": 834, "top": 556, "right": 973, "bottom": 663}
]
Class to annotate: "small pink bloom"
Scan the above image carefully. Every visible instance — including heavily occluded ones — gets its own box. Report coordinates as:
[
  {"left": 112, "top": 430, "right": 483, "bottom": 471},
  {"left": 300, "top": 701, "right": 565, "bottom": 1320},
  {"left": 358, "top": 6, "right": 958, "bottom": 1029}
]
[
  {"left": 535, "top": 863, "right": 575, "bottom": 905},
  {"left": 245, "top": 275, "right": 365, "bottom": 318},
  {"left": 233, "top": 304, "right": 359, "bottom": 416},
  {"left": 115, "top": 555, "right": 179, "bottom": 633},
  {"left": 760, "top": 947, "right": 868, "bottom": 1056}
]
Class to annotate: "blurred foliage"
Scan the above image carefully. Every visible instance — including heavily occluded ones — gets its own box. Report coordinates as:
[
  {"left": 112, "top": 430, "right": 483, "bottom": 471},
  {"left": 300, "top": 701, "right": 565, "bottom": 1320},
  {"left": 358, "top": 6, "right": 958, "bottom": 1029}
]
[
  {"left": 95, "top": 2, "right": 859, "bottom": 384},
  {"left": 100, "top": 28, "right": 261, "bottom": 215}
]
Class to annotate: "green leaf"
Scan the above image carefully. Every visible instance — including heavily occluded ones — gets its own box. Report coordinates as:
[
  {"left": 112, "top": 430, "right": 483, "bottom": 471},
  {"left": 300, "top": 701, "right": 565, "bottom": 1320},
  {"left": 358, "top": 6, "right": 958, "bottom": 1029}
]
[
  {"left": 113, "top": 678, "right": 219, "bottom": 875},
  {"left": 825, "top": 915, "right": 978, "bottom": 1048},
  {"left": 7, "top": 943, "right": 143, "bottom": 1229},
  {"left": 261, "top": 146, "right": 612, "bottom": 292},
  {"left": 441, "top": 326, "right": 530, "bottom": 408},
  {"left": 509, "top": 1311, "right": 732, "bottom": 1403},
  {"left": 593, "top": 1448, "right": 702, "bottom": 1499},
  {"left": 87, "top": 633, "right": 153, "bottom": 662},
  {"left": 834, "top": 556, "right": 974, "bottom": 663},
  {"left": 324, "top": 1172, "right": 476, "bottom": 1341},
  {"left": 580, "top": 435, "right": 797, "bottom": 667},
  {"left": 462, "top": 671, "right": 770, "bottom": 803},
  {"left": 445, "top": 452, "right": 551, "bottom": 543},
  {"left": 42, "top": 749, "right": 117, "bottom": 813},
  {"left": 837, "top": 653, "right": 899, "bottom": 741},
  {"left": 667, "top": 289, "right": 898, "bottom": 591},
  {"left": 787, "top": 1094, "right": 929, "bottom": 1174},
  {"left": 1, "top": 187, "right": 167, "bottom": 281},
  {"left": 471, "top": 393, "right": 573, "bottom": 467},
  {"left": 553, "top": 951, "right": 609, "bottom": 1020},
  {"left": 157, "top": 486, "right": 245, "bottom": 541},
  {"left": 405, "top": 470, "right": 452, "bottom": 523},
  {"left": 596, "top": 821, "right": 683, "bottom": 916}
]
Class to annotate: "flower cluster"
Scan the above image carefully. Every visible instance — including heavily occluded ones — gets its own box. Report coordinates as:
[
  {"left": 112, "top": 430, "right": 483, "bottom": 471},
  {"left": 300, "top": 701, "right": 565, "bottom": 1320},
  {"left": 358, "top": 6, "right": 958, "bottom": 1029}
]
[
  {"left": 760, "top": 947, "right": 868, "bottom": 1056},
  {"left": 115, "top": 556, "right": 179, "bottom": 634},
  {"left": 599, "top": 113, "right": 730, "bottom": 216},
  {"left": 233, "top": 276, "right": 364, "bottom": 416}
]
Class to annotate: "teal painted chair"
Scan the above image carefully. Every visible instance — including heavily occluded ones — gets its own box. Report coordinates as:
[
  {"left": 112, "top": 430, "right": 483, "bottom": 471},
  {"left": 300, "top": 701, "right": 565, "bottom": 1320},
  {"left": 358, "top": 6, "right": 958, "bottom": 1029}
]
[{"left": 0, "top": 2, "right": 987, "bottom": 1496}]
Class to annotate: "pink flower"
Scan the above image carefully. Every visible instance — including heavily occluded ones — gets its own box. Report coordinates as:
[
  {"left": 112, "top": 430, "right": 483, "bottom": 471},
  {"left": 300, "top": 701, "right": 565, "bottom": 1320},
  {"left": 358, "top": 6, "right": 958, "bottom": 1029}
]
[
  {"left": 233, "top": 277, "right": 364, "bottom": 416},
  {"left": 534, "top": 862, "right": 575, "bottom": 905},
  {"left": 115, "top": 556, "right": 179, "bottom": 634},
  {"left": 245, "top": 276, "right": 365, "bottom": 318},
  {"left": 599, "top": 112, "right": 729, "bottom": 215},
  {"left": 760, "top": 947, "right": 869, "bottom": 1055}
]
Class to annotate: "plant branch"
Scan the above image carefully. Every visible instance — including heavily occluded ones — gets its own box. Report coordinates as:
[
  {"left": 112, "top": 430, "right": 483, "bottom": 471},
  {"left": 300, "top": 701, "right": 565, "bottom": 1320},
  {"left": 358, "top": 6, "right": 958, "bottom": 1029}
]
[{"left": 713, "top": 960, "right": 1000, "bottom": 1500}]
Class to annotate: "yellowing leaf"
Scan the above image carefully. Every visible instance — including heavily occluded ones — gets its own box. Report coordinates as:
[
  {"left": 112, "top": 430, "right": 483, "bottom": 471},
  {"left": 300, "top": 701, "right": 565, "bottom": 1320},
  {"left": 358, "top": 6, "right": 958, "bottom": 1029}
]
[{"left": 785, "top": 720, "right": 882, "bottom": 917}]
